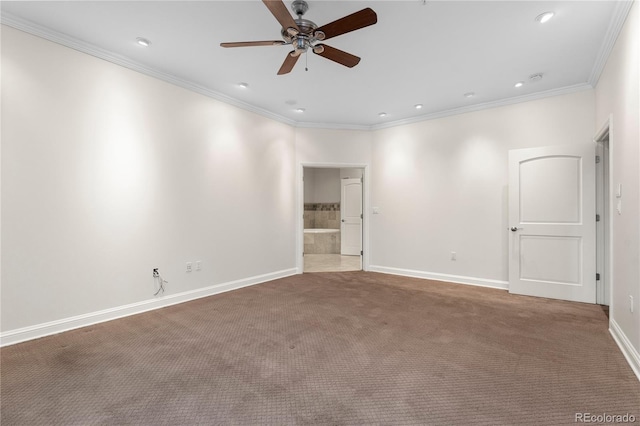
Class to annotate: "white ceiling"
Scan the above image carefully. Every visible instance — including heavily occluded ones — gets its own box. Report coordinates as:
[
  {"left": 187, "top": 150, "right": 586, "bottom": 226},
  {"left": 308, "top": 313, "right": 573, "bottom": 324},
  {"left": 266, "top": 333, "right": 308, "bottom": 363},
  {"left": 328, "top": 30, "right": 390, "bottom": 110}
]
[{"left": 0, "top": 1, "right": 629, "bottom": 129}]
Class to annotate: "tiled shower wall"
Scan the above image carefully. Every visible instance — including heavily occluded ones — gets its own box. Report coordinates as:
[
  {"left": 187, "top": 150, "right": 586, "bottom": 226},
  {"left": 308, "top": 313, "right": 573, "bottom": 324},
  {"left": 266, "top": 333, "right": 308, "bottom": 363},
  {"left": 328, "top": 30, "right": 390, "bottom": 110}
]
[{"left": 303, "top": 203, "right": 341, "bottom": 229}]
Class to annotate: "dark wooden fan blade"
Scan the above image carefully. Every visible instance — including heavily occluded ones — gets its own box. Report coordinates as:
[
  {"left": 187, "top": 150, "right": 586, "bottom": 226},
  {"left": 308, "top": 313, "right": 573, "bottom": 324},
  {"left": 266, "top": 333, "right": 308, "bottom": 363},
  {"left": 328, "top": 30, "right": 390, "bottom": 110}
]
[
  {"left": 277, "top": 51, "right": 300, "bottom": 75},
  {"left": 313, "top": 44, "right": 361, "bottom": 68},
  {"left": 220, "top": 40, "right": 286, "bottom": 48},
  {"left": 263, "top": 0, "right": 300, "bottom": 33},
  {"left": 314, "top": 8, "right": 377, "bottom": 41}
]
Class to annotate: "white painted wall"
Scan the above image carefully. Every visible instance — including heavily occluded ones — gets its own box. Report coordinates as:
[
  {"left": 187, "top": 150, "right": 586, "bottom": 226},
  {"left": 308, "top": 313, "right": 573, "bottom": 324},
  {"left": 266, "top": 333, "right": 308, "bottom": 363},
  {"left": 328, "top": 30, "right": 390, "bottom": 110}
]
[
  {"left": 303, "top": 168, "right": 340, "bottom": 203},
  {"left": 1, "top": 27, "right": 297, "bottom": 333},
  {"left": 370, "top": 90, "right": 596, "bottom": 286},
  {"left": 295, "top": 128, "right": 372, "bottom": 166},
  {"left": 340, "top": 168, "right": 364, "bottom": 180},
  {"left": 595, "top": 3, "right": 639, "bottom": 366}
]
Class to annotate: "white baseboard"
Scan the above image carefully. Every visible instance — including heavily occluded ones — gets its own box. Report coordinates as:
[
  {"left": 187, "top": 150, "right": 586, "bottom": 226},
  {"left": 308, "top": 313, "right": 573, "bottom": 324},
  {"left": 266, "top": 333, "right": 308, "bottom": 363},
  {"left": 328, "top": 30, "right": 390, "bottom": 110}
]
[
  {"left": 609, "top": 318, "right": 640, "bottom": 382},
  {"left": 368, "top": 265, "right": 509, "bottom": 290},
  {"left": 0, "top": 268, "right": 297, "bottom": 347}
]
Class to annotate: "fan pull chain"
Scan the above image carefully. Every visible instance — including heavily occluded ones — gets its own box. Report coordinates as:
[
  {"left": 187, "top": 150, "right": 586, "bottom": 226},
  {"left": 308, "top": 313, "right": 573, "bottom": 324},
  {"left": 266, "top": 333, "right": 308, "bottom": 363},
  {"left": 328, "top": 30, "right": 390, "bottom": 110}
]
[{"left": 305, "top": 51, "right": 308, "bottom": 72}]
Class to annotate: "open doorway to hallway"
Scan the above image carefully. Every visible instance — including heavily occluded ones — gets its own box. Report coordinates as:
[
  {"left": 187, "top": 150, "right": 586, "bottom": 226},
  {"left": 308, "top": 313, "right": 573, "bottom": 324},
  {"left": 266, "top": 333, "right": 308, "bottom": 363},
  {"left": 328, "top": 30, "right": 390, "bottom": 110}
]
[{"left": 303, "top": 166, "right": 363, "bottom": 273}]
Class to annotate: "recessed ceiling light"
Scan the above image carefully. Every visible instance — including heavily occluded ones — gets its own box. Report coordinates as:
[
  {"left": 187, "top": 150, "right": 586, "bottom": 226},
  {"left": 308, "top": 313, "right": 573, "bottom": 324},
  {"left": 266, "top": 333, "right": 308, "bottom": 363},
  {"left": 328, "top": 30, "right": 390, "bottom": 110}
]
[
  {"left": 378, "top": 112, "right": 387, "bottom": 117},
  {"left": 238, "top": 82, "right": 249, "bottom": 89},
  {"left": 515, "top": 81, "right": 524, "bottom": 88},
  {"left": 463, "top": 92, "right": 475, "bottom": 98},
  {"left": 529, "top": 73, "right": 544, "bottom": 82},
  {"left": 414, "top": 104, "right": 423, "bottom": 110},
  {"left": 535, "top": 11, "right": 555, "bottom": 24},
  {"left": 136, "top": 37, "right": 151, "bottom": 47},
  {"left": 295, "top": 108, "right": 305, "bottom": 113}
]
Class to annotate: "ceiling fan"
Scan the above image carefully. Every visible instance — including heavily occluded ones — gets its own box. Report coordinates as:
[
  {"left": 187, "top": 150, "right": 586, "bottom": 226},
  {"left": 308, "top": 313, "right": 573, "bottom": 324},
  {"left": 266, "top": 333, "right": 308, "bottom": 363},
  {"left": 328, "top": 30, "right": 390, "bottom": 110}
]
[{"left": 220, "top": 0, "right": 377, "bottom": 75}]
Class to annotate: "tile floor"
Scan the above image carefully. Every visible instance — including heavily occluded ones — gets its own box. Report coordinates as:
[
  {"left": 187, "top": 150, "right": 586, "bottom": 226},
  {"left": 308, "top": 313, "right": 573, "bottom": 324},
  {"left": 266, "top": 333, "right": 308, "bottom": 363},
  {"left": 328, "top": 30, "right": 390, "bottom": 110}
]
[{"left": 303, "top": 254, "right": 361, "bottom": 273}]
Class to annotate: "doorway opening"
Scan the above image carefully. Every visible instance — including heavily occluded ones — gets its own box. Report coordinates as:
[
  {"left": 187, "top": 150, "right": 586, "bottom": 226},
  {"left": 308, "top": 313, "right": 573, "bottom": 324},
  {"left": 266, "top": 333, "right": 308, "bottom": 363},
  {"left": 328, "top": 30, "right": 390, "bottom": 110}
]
[
  {"left": 302, "top": 166, "right": 363, "bottom": 273},
  {"left": 595, "top": 121, "right": 611, "bottom": 306}
]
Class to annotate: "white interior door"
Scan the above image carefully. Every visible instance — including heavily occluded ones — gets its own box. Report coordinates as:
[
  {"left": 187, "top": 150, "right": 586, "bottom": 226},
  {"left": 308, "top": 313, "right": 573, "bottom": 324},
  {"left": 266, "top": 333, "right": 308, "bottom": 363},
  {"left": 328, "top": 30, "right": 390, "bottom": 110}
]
[
  {"left": 341, "top": 178, "right": 362, "bottom": 256},
  {"left": 508, "top": 144, "right": 596, "bottom": 303}
]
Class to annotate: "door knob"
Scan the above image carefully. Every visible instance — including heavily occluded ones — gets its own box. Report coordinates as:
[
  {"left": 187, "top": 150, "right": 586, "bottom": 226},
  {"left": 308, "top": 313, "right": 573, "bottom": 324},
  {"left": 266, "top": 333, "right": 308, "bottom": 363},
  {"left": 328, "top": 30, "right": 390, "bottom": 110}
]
[{"left": 510, "top": 227, "right": 521, "bottom": 232}]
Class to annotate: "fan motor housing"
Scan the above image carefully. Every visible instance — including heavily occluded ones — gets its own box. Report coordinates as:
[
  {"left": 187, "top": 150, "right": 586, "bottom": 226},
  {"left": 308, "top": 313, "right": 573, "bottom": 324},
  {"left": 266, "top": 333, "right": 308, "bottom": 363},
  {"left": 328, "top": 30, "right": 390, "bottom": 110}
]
[
  {"left": 281, "top": 18, "right": 317, "bottom": 41},
  {"left": 295, "top": 18, "right": 317, "bottom": 34},
  {"left": 291, "top": 0, "right": 309, "bottom": 17}
]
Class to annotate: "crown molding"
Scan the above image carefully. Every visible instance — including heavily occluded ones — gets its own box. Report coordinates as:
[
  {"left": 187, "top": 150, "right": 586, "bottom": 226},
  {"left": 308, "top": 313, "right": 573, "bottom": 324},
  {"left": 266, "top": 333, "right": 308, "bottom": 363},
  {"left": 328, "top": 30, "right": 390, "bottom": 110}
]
[
  {"left": 369, "top": 83, "right": 593, "bottom": 131},
  {"left": 1, "top": 6, "right": 625, "bottom": 133},
  {"left": 294, "top": 83, "right": 593, "bottom": 131},
  {"left": 588, "top": 0, "right": 635, "bottom": 87},
  {"left": 294, "top": 121, "right": 372, "bottom": 131},
  {"left": 0, "top": 12, "right": 297, "bottom": 127}
]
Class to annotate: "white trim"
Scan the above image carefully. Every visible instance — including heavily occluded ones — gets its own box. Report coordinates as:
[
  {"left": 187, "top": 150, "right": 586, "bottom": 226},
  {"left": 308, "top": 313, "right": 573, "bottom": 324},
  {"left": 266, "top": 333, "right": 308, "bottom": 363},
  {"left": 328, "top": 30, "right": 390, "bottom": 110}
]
[
  {"left": 594, "top": 116, "right": 612, "bottom": 307},
  {"left": 369, "top": 265, "right": 509, "bottom": 290},
  {"left": 609, "top": 319, "right": 640, "bottom": 382},
  {"left": 0, "top": 13, "right": 297, "bottom": 128},
  {"left": 295, "top": 121, "right": 372, "bottom": 132},
  {"left": 588, "top": 1, "right": 635, "bottom": 87},
  {"left": 369, "top": 84, "right": 593, "bottom": 131},
  {"left": 597, "top": 115, "right": 615, "bottom": 317},
  {"left": 0, "top": 268, "right": 296, "bottom": 347},
  {"left": 594, "top": 115, "right": 612, "bottom": 143}
]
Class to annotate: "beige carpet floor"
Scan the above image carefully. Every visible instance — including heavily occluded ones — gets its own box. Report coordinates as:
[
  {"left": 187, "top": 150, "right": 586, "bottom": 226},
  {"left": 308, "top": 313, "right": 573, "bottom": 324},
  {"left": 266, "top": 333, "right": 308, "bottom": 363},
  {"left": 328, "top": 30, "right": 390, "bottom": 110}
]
[{"left": 1, "top": 271, "right": 639, "bottom": 425}]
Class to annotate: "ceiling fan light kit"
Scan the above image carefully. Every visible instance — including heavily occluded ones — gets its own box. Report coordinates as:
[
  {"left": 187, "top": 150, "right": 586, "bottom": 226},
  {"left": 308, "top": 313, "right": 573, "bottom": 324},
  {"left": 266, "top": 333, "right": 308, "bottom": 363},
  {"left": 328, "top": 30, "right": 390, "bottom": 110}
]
[{"left": 220, "top": 0, "right": 377, "bottom": 75}]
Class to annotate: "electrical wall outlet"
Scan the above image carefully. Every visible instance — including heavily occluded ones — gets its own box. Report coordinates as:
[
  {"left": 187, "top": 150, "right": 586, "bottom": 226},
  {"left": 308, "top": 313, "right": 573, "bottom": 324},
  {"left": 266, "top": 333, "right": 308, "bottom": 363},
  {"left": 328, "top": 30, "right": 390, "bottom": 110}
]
[
  {"left": 451, "top": 251, "right": 457, "bottom": 261},
  {"left": 186, "top": 262, "right": 193, "bottom": 272},
  {"left": 195, "top": 261, "right": 202, "bottom": 271}
]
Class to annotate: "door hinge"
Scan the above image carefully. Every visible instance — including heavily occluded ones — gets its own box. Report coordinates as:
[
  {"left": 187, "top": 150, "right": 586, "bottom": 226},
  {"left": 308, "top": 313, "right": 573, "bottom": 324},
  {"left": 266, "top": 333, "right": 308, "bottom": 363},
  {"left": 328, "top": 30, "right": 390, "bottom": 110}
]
[
  {"left": 596, "top": 214, "right": 600, "bottom": 222},
  {"left": 596, "top": 273, "right": 600, "bottom": 281},
  {"left": 596, "top": 155, "right": 601, "bottom": 164},
  {"left": 360, "top": 250, "right": 363, "bottom": 256},
  {"left": 360, "top": 214, "right": 363, "bottom": 219}
]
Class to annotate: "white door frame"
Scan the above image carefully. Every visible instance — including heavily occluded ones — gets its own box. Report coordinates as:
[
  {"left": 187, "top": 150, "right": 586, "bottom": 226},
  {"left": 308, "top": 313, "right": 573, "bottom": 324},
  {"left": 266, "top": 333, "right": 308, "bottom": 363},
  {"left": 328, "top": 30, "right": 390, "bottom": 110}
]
[
  {"left": 297, "top": 162, "right": 369, "bottom": 274},
  {"left": 594, "top": 115, "right": 614, "bottom": 307}
]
